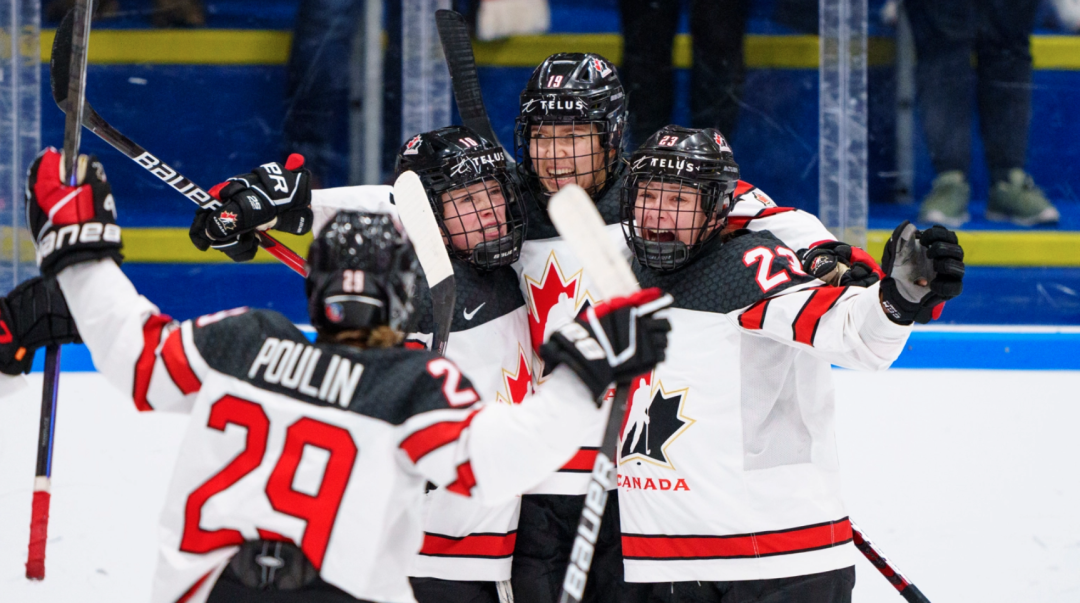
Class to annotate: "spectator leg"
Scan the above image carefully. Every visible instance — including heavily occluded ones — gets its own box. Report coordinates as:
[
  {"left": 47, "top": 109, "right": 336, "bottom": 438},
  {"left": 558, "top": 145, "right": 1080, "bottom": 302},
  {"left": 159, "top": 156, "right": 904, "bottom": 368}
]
[
  {"left": 619, "top": 0, "right": 681, "bottom": 148},
  {"left": 282, "top": 0, "right": 366, "bottom": 188},
  {"left": 688, "top": 0, "right": 751, "bottom": 137},
  {"left": 904, "top": 0, "right": 977, "bottom": 177},
  {"left": 976, "top": 0, "right": 1040, "bottom": 183}
]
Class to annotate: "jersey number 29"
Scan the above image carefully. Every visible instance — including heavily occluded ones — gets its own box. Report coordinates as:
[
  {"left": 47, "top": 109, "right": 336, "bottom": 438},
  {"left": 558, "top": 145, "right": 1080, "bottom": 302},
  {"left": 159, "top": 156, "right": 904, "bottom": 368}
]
[{"left": 179, "top": 395, "right": 358, "bottom": 570}]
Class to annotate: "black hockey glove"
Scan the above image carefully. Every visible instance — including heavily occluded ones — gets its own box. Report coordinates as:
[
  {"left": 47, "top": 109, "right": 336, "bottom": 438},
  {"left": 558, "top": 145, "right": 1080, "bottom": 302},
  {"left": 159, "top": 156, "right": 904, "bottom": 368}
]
[
  {"left": 189, "top": 154, "right": 313, "bottom": 262},
  {"left": 539, "top": 288, "right": 673, "bottom": 404},
  {"left": 0, "top": 276, "right": 81, "bottom": 376},
  {"left": 879, "top": 221, "right": 965, "bottom": 325},
  {"left": 798, "top": 241, "right": 883, "bottom": 288},
  {"left": 25, "top": 148, "right": 123, "bottom": 275}
]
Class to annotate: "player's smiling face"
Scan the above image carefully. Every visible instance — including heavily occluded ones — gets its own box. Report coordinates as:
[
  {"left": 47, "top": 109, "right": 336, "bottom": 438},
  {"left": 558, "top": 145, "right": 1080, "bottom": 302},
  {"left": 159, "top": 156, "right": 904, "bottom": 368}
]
[
  {"left": 440, "top": 178, "right": 509, "bottom": 252},
  {"left": 633, "top": 179, "right": 713, "bottom": 246},
  {"left": 529, "top": 123, "right": 608, "bottom": 194}
]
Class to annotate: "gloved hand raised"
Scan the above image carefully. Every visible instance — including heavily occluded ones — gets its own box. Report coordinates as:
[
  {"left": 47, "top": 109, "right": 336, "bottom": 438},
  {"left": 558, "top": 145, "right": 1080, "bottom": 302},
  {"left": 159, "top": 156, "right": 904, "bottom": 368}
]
[
  {"left": 540, "top": 288, "right": 673, "bottom": 403},
  {"left": 25, "top": 148, "right": 123, "bottom": 275},
  {"left": 189, "top": 154, "right": 313, "bottom": 262},
  {"left": 879, "top": 221, "right": 965, "bottom": 324}
]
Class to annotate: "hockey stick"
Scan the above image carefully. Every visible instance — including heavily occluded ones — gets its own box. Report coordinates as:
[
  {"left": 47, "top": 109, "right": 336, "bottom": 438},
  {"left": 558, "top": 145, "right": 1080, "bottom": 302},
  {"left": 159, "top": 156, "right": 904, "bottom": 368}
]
[
  {"left": 547, "top": 185, "right": 639, "bottom": 603},
  {"left": 852, "top": 522, "right": 932, "bottom": 603},
  {"left": 25, "top": 2, "right": 93, "bottom": 580},
  {"left": 48, "top": 22, "right": 307, "bottom": 277},
  {"left": 435, "top": 10, "right": 501, "bottom": 148},
  {"left": 393, "top": 171, "right": 456, "bottom": 355}
]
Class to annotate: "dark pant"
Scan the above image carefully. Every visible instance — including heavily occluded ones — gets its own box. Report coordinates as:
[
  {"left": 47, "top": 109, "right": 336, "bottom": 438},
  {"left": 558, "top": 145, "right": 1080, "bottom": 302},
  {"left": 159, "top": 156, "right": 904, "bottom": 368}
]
[
  {"left": 619, "top": 0, "right": 752, "bottom": 147},
  {"left": 409, "top": 577, "right": 500, "bottom": 603},
  {"left": 904, "top": 0, "right": 1040, "bottom": 183},
  {"left": 511, "top": 492, "right": 645, "bottom": 603},
  {"left": 643, "top": 565, "right": 856, "bottom": 603},
  {"left": 206, "top": 567, "right": 368, "bottom": 603}
]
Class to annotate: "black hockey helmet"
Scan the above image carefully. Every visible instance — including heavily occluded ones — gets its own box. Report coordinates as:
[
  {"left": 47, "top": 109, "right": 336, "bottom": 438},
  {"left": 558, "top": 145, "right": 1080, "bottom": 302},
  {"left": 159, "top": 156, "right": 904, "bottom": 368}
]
[
  {"left": 514, "top": 52, "right": 627, "bottom": 205},
  {"left": 395, "top": 126, "right": 526, "bottom": 270},
  {"left": 621, "top": 125, "right": 740, "bottom": 272},
  {"left": 306, "top": 211, "right": 418, "bottom": 336}
]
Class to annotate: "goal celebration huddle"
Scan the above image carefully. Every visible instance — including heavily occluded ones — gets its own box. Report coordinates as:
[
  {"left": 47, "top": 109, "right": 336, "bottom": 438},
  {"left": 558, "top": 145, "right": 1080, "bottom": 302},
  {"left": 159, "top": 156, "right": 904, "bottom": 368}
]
[{"left": 0, "top": 36, "right": 965, "bottom": 603}]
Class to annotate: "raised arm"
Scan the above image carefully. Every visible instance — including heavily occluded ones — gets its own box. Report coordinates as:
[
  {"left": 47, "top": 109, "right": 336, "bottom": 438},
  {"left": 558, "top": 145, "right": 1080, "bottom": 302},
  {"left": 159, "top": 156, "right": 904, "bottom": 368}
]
[{"left": 26, "top": 148, "right": 205, "bottom": 413}]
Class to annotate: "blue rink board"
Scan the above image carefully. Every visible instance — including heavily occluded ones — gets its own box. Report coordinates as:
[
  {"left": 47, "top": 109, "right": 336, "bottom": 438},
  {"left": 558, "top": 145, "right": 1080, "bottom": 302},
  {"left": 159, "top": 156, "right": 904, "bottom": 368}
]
[{"left": 29, "top": 330, "right": 1080, "bottom": 373}]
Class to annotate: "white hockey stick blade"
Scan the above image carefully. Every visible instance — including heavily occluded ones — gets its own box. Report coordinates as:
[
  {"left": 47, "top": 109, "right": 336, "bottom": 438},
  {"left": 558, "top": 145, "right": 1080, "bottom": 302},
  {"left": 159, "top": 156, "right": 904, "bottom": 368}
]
[
  {"left": 547, "top": 184, "right": 639, "bottom": 299},
  {"left": 393, "top": 171, "right": 453, "bottom": 285}
]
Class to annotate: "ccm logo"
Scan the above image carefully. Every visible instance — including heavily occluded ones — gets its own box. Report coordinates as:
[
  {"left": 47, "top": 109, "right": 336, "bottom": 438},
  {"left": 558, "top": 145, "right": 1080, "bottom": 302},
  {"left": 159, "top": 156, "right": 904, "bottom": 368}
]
[{"left": 39, "top": 223, "right": 122, "bottom": 258}]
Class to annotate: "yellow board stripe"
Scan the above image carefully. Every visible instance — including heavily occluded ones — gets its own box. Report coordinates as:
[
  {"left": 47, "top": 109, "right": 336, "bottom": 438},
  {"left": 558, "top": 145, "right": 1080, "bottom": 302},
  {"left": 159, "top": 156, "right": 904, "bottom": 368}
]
[
  {"left": 95, "top": 227, "right": 1080, "bottom": 267},
  {"left": 865, "top": 230, "right": 1080, "bottom": 268},
  {"left": 37, "top": 30, "right": 1080, "bottom": 70}
]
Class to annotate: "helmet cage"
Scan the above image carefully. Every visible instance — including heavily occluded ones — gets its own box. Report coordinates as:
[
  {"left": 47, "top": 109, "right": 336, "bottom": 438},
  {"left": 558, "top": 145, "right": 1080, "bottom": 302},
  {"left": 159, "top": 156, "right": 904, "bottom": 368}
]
[
  {"left": 515, "top": 116, "right": 624, "bottom": 205},
  {"left": 410, "top": 144, "right": 527, "bottom": 270}
]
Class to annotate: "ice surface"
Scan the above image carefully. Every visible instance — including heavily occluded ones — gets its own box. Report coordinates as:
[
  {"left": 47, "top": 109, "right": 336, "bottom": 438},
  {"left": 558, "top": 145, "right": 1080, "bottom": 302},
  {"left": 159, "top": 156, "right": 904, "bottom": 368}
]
[{"left": 1, "top": 370, "right": 1078, "bottom": 602}]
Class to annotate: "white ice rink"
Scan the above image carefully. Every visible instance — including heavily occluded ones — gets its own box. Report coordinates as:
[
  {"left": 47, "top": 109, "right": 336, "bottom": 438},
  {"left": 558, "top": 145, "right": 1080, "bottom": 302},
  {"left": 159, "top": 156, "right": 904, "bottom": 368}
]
[{"left": 2, "top": 369, "right": 1079, "bottom": 602}]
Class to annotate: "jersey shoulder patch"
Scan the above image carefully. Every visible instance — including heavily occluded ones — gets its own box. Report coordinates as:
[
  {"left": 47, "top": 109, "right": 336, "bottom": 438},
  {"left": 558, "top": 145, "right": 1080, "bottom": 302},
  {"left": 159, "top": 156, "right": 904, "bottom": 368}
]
[{"left": 635, "top": 230, "right": 814, "bottom": 314}]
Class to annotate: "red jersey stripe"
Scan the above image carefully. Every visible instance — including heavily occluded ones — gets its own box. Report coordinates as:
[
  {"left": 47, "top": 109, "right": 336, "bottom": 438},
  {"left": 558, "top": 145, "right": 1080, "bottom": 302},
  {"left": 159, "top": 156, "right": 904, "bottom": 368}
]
[
  {"left": 792, "top": 287, "right": 848, "bottom": 346},
  {"left": 733, "top": 180, "right": 755, "bottom": 197},
  {"left": 558, "top": 447, "right": 599, "bottom": 473},
  {"left": 400, "top": 411, "right": 479, "bottom": 463},
  {"left": 738, "top": 298, "right": 769, "bottom": 330},
  {"left": 161, "top": 329, "right": 201, "bottom": 395},
  {"left": 419, "top": 531, "right": 517, "bottom": 559},
  {"left": 445, "top": 461, "right": 477, "bottom": 497},
  {"left": 622, "top": 517, "right": 853, "bottom": 560},
  {"left": 133, "top": 314, "right": 172, "bottom": 412}
]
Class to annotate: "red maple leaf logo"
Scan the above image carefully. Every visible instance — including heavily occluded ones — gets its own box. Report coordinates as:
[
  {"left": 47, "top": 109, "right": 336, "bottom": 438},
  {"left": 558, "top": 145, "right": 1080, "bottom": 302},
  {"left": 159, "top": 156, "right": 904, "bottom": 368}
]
[
  {"left": 219, "top": 211, "right": 237, "bottom": 224},
  {"left": 524, "top": 254, "right": 582, "bottom": 354},
  {"left": 498, "top": 348, "right": 534, "bottom": 404}
]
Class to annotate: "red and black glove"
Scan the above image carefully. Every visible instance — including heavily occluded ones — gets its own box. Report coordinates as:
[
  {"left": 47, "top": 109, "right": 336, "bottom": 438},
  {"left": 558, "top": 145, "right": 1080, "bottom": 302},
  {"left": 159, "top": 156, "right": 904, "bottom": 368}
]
[
  {"left": 879, "top": 221, "right": 965, "bottom": 325},
  {"left": 540, "top": 288, "right": 673, "bottom": 403},
  {"left": 0, "top": 276, "right": 81, "bottom": 376},
  {"left": 25, "top": 148, "right": 123, "bottom": 275},
  {"left": 189, "top": 154, "right": 313, "bottom": 262},
  {"left": 799, "top": 241, "right": 884, "bottom": 288}
]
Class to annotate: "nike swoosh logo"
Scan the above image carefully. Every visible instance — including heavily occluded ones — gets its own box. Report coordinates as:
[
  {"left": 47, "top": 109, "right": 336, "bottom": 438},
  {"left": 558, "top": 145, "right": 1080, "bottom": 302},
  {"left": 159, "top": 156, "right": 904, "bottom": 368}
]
[{"left": 463, "top": 303, "right": 486, "bottom": 321}]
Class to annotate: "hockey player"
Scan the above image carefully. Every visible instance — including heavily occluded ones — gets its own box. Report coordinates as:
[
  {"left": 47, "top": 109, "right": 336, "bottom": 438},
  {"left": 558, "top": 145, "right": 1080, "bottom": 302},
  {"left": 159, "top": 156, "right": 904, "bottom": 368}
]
[
  {"left": 616, "top": 125, "right": 965, "bottom": 601},
  {"left": 24, "top": 147, "right": 673, "bottom": 603},
  {"left": 511, "top": 51, "right": 634, "bottom": 603},
  {"left": 394, "top": 127, "right": 533, "bottom": 603}
]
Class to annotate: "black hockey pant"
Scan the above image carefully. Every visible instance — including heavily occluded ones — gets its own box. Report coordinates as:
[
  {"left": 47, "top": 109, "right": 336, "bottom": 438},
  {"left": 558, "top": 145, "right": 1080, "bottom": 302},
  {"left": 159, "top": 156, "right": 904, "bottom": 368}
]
[
  {"left": 640, "top": 565, "right": 856, "bottom": 603},
  {"left": 409, "top": 577, "right": 500, "bottom": 603}
]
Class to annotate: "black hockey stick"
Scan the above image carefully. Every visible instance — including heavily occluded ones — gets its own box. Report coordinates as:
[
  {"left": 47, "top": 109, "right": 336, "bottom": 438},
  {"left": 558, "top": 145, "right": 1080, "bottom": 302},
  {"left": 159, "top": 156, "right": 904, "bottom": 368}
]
[
  {"left": 393, "top": 171, "right": 455, "bottom": 355},
  {"left": 548, "top": 185, "right": 641, "bottom": 602},
  {"left": 852, "top": 522, "right": 932, "bottom": 603},
  {"left": 48, "top": 24, "right": 307, "bottom": 276},
  {"left": 435, "top": 10, "right": 501, "bottom": 148},
  {"left": 26, "top": 2, "right": 92, "bottom": 580}
]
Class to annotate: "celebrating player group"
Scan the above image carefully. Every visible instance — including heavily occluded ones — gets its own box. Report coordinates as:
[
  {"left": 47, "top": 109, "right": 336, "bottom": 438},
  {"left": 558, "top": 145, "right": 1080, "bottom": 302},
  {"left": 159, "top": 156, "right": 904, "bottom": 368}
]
[{"left": 0, "top": 34, "right": 965, "bottom": 603}]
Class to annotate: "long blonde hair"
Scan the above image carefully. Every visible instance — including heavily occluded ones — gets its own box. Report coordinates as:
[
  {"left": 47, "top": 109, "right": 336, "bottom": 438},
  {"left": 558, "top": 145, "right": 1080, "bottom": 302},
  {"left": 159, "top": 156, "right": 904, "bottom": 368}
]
[{"left": 319, "top": 326, "right": 404, "bottom": 349}]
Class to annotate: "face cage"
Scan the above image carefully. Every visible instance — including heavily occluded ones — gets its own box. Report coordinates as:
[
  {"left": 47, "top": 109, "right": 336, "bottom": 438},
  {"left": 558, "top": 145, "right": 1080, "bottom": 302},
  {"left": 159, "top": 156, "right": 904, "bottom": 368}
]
[
  {"left": 514, "top": 117, "right": 622, "bottom": 204},
  {"left": 433, "top": 174, "right": 526, "bottom": 270},
  {"left": 620, "top": 173, "right": 727, "bottom": 272}
]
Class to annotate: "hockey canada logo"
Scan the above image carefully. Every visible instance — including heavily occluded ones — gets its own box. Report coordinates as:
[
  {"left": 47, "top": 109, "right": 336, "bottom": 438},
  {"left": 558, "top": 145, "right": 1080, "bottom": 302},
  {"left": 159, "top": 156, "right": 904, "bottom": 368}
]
[
  {"left": 619, "top": 371, "right": 694, "bottom": 470},
  {"left": 592, "top": 58, "right": 612, "bottom": 78},
  {"left": 403, "top": 135, "right": 423, "bottom": 155},
  {"left": 215, "top": 211, "right": 238, "bottom": 232},
  {"left": 714, "top": 132, "right": 732, "bottom": 153}
]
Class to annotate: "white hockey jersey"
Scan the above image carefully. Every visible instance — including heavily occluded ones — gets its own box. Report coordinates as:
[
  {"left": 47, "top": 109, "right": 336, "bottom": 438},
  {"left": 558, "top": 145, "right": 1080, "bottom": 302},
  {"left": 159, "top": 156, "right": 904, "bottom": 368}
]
[
  {"left": 55, "top": 258, "right": 604, "bottom": 603},
  {"left": 617, "top": 229, "right": 910, "bottom": 583},
  {"left": 406, "top": 260, "right": 533, "bottom": 582},
  {"left": 512, "top": 183, "right": 627, "bottom": 495},
  {"left": 310, "top": 184, "right": 531, "bottom": 582}
]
